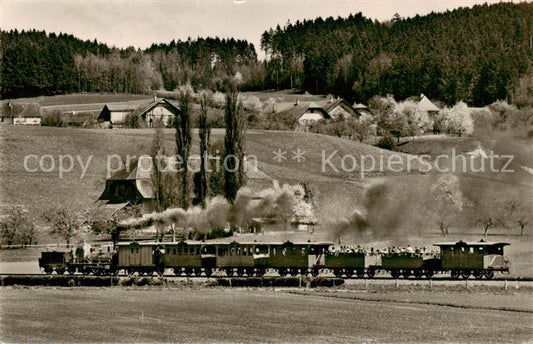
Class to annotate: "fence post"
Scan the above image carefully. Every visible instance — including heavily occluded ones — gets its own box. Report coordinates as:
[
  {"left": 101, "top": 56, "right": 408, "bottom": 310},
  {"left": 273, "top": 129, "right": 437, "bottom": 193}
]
[
  {"left": 396, "top": 279, "right": 399, "bottom": 288},
  {"left": 429, "top": 278, "right": 432, "bottom": 290},
  {"left": 504, "top": 280, "right": 508, "bottom": 291},
  {"left": 465, "top": 279, "right": 468, "bottom": 290}
]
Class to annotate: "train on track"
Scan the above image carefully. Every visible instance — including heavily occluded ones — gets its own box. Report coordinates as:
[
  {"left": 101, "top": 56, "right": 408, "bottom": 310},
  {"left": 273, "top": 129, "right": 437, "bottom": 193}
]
[{"left": 38, "top": 239, "right": 510, "bottom": 280}]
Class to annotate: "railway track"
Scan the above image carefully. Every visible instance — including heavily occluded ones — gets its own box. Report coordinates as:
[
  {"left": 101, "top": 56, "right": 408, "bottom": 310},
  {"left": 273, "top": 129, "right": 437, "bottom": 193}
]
[{"left": 1, "top": 272, "right": 532, "bottom": 283}]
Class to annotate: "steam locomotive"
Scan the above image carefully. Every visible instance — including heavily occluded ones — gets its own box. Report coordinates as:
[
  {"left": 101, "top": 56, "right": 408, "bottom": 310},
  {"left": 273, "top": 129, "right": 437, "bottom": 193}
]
[{"left": 39, "top": 239, "right": 510, "bottom": 280}]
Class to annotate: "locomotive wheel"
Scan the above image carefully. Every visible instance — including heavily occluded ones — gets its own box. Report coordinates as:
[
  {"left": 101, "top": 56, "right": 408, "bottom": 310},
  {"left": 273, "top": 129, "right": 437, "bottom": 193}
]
[
  {"left": 345, "top": 269, "right": 354, "bottom": 278},
  {"left": 255, "top": 268, "right": 266, "bottom": 277},
  {"left": 237, "top": 268, "right": 244, "bottom": 277},
  {"left": 44, "top": 267, "right": 53, "bottom": 275},
  {"left": 311, "top": 269, "right": 319, "bottom": 277},
  {"left": 56, "top": 268, "right": 65, "bottom": 275},
  {"left": 402, "top": 270, "right": 411, "bottom": 279},
  {"left": 289, "top": 268, "right": 298, "bottom": 277},
  {"left": 367, "top": 269, "right": 375, "bottom": 279},
  {"left": 185, "top": 268, "right": 193, "bottom": 277},
  {"left": 245, "top": 268, "right": 254, "bottom": 276},
  {"left": 484, "top": 270, "right": 494, "bottom": 280},
  {"left": 450, "top": 270, "right": 460, "bottom": 280},
  {"left": 414, "top": 270, "right": 423, "bottom": 279},
  {"left": 68, "top": 268, "right": 76, "bottom": 275},
  {"left": 356, "top": 269, "right": 364, "bottom": 278},
  {"left": 300, "top": 268, "right": 308, "bottom": 276},
  {"left": 391, "top": 269, "right": 400, "bottom": 279},
  {"left": 194, "top": 268, "right": 202, "bottom": 276},
  {"left": 204, "top": 268, "right": 213, "bottom": 277},
  {"left": 461, "top": 270, "right": 471, "bottom": 280},
  {"left": 226, "top": 268, "right": 234, "bottom": 277},
  {"left": 334, "top": 269, "right": 343, "bottom": 278},
  {"left": 278, "top": 268, "right": 287, "bottom": 277},
  {"left": 174, "top": 268, "right": 182, "bottom": 276},
  {"left": 425, "top": 270, "right": 434, "bottom": 279},
  {"left": 473, "top": 270, "right": 483, "bottom": 280}
]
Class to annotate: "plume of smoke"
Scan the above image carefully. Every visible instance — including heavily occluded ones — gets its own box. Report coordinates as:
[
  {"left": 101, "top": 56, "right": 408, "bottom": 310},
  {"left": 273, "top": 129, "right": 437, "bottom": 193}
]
[{"left": 117, "top": 181, "right": 312, "bottom": 235}]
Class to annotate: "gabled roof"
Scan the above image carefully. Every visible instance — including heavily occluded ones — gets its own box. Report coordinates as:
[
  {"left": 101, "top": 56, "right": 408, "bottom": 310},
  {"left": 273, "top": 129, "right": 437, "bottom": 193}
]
[
  {"left": 418, "top": 94, "right": 440, "bottom": 112},
  {"left": 138, "top": 98, "right": 181, "bottom": 118},
  {"left": 105, "top": 104, "right": 139, "bottom": 112}
]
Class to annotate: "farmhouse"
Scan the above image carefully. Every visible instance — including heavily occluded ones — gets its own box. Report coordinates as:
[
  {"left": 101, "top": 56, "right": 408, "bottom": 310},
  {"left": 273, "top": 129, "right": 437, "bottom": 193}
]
[
  {"left": 12, "top": 113, "right": 41, "bottom": 125},
  {"left": 418, "top": 94, "right": 441, "bottom": 116},
  {"left": 97, "top": 157, "right": 157, "bottom": 211},
  {"left": 98, "top": 98, "right": 180, "bottom": 128},
  {"left": 138, "top": 98, "right": 180, "bottom": 127},
  {"left": 277, "top": 97, "right": 360, "bottom": 131},
  {"left": 353, "top": 103, "right": 373, "bottom": 117},
  {"left": 97, "top": 104, "right": 138, "bottom": 127}
]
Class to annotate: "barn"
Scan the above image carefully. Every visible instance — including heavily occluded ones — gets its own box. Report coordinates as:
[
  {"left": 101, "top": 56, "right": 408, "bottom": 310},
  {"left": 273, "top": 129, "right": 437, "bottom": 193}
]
[
  {"left": 97, "top": 104, "right": 138, "bottom": 127},
  {"left": 138, "top": 98, "right": 180, "bottom": 127}
]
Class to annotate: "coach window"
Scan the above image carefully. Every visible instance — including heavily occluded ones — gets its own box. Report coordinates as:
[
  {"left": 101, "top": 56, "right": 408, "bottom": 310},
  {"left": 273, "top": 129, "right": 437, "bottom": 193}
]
[
  {"left": 450, "top": 247, "right": 454, "bottom": 254},
  {"left": 178, "top": 247, "right": 183, "bottom": 255},
  {"left": 219, "top": 246, "right": 227, "bottom": 256},
  {"left": 461, "top": 247, "right": 465, "bottom": 253},
  {"left": 273, "top": 247, "right": 277, "bottom": 256},
  {"left": 479, "top": 247, "right": 483, "bottom": 253},
  {"left": 469, "top": 247, "right": 474, "bottom": 254}
]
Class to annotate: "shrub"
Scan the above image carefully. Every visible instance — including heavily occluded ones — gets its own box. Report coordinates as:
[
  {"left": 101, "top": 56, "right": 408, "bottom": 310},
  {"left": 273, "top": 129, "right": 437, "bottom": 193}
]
[
  {"left": 124, "top": 112, "right": 141, "bottom": 128},
  {"left": 376, "top": 135, "right": 396, "bottom": 151},
  {"left": 41, "top": 110, "right": 64, "bottom": 127}
]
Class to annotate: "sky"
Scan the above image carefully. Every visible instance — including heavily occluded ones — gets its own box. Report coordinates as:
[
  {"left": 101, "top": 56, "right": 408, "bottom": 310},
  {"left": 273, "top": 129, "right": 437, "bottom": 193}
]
[{"left": 1, "top": 0, "right": 515, "bottom": 59}]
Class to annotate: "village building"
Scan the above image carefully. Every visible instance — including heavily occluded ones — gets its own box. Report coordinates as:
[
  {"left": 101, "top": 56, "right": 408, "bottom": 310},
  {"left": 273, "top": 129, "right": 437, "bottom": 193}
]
[
  {"left": 139, "top": 98, "right": 180, "bottom": 127},
  {"left": 276, "top": 97, "right": 360, "bottom": 132},
  {"left": 12, "top": 113, "right": 41, "bottom": 125},
  {"left": 97, "top": 97, "right": 180, "bottom": 128},
  {"left": 418, "top": 94, "right": 441, "bottom": 116},
  {"left": 97, "top": 104, "right": 138, "bottom": 127}
]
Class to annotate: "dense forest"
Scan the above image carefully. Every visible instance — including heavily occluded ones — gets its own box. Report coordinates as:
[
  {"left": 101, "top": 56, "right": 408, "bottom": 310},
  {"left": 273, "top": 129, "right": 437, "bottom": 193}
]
[
  {"left": 1, "top": 2, "right": 531, "bottom": 106},
  {"left": 261, "top": 2, "right": 532, "bottom": 105},
  {"left": 0, "top": 32, "right": 260, "bottom": 98}
]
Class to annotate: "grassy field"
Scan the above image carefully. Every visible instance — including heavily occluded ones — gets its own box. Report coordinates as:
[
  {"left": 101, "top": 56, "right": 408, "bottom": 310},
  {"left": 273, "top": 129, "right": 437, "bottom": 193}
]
[
  {"left": 2, "top": 125, "right": 532, "bottom": 238},
  {"left": 1, "top": 93, "right": 153, "bottom": 107},
  {"left": 1, "top": 287, "right": 531, "bottom": 343}
]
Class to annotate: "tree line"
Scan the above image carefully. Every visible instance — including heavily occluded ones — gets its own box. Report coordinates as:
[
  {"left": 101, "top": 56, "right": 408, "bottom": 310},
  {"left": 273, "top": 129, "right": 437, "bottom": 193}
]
[{"left": 1, "top": 2, "right": 531, "bottom": 106}]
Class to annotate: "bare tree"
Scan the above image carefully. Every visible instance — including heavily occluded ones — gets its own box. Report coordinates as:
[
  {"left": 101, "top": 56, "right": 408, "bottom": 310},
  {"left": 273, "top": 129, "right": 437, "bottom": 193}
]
[
  {"left": 0, "top": 207, "right": 36, "bottom": 246},
  {"left": 43, "top": 208, "right": 87, "bottom": 247}
]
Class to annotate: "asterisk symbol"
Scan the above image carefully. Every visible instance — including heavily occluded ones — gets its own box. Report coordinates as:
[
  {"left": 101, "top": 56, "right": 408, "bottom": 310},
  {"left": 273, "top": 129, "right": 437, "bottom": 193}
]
[
  {"left": 272, "top": 148, "right": 287, "bottom": 163},
  {"left": 292, "top": 147, "right": 306, "bottom": 163}
]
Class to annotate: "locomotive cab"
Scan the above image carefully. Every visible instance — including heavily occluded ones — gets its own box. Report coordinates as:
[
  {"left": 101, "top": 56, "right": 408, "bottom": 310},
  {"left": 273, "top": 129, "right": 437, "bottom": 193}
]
[{"left": 39, "top": 251, "right": 71, "bottom": 274}]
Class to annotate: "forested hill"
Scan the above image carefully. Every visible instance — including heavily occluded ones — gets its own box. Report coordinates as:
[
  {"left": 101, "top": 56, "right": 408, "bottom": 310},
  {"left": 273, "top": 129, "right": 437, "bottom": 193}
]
[
  {"left": 0, "top": 32, "right": 260, "bottom": 99},
  {"left": 2, "top": 2, "right": 532, "bottom": 105},
  {"left": 261, "top": 2, "right": 533, "bottom": 106}
]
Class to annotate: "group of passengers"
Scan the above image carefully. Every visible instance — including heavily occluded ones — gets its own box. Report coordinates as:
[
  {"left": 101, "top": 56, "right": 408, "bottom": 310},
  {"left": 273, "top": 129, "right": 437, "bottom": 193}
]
[{"left": 328, "top": 245, "right": 438, "bottom": 257}]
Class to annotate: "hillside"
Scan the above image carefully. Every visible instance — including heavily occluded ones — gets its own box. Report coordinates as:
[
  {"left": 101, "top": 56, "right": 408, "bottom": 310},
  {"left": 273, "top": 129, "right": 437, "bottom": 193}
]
[{"left": 2, "top": 125, "right": 532, "bottom": 244}]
